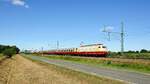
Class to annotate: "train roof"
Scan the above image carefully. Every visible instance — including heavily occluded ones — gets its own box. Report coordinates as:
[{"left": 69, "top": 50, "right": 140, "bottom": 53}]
[{"left": 80, "top": 44, "right": 103, "bottom": 47}]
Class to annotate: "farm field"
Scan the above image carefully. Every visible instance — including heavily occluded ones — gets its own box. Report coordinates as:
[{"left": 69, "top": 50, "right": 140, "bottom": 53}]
[{"left": 0, "top": 55, "right": 124, "bottom": 84}]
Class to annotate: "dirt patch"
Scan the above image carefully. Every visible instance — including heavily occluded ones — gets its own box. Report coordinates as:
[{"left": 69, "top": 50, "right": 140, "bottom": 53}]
[
  {"left": 0, "top": 55, "right": 124, "bottom": 84},
  {"left": 0, "top": 58, "right": 13, "bottom": 84},
  {"left": 0, "top": 55, "right": 83, "bottom": 84}
]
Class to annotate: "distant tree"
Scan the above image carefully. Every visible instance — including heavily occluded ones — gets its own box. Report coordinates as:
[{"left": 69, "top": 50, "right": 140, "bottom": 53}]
[
  {"left": 0, "top": 45, "right": 3, "bottom": 53},
  {"left": 2, "top": 48, "right": 16, "bottom": 58},
  {"left": 127, "top": 50, "right": 135, "bottom": 53},
  {"left": 140, "top": 49, "right": 148, "bottom": 53},
  {"left": 117, "top": 52, "right": 121, "bottom": 55},
  {"left": 24, "top": 50, "right": 31, "bottom": 54},
  {"left": 0, "top": 44, "right": 20, "bottom": 58},
  {"left": 11, "top": 46, "right": 20, "bottom": 54},
  {"left": 136, "top": 51, "right": 139, "bottom": 53}
]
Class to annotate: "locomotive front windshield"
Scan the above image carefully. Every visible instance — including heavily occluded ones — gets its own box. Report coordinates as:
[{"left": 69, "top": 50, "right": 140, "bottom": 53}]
[{"left": 102, "top": 46, "right": 106, "bottom": 48}]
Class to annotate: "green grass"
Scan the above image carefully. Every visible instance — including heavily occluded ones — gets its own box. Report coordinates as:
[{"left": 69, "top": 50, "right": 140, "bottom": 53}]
[
  {"left": 109, "top": 52, "right": 150, "bottom": 59},
  {"left": 0, "top": 54, "right": 3, "bottom": 56},
  {"left": 24, "top": 55, "right": 125, "bottom": 84},
  {"left": 0, "top": 54, "right": 4, "bottom": 60},
  {"left": 29, "top": 54, "right": 150, "bottom": 74}
]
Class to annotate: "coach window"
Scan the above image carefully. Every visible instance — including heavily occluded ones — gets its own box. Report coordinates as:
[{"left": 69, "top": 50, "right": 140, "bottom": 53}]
[{"left": 103, "top": 46, "right": 106, "bottom": 48}]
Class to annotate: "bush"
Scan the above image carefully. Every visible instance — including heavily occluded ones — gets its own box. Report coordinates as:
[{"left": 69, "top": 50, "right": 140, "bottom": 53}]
[
  {"left": 140, "top": 49, "right": 148, "bottom": 53},
  {"left": 2, "top": 48, "right": 17, "bottom": 58},
  {"left": 106, "top": 61, "right": 112, "bottom": 65},
  {"left": 0, "top": 45, "right": 20, "bottom": 58}
]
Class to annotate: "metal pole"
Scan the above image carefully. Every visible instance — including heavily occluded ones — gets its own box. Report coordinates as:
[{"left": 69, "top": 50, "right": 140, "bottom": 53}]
[
  {"left": 41, "top": 47, "right": 43, "bottom": 56},
  {"left": 102, "top": 22, "right": 125, "bottom": 56},
  {"left": 57, "top": 41, "right": 59, "bottom": 50},
  {"left": 121, "top": 22, "right": 124, "bottom": 56}
]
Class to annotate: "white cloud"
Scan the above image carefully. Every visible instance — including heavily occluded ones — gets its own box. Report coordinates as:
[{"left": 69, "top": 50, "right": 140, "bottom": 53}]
[
  {"left": 5, "top": 0, "right": 29, "bottom": 8},
  {"left": 12, "top": 0, "right": 25, "bottom": 6}
]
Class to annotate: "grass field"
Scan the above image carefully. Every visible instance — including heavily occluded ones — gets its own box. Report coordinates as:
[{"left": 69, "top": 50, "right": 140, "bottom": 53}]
[
  {"left": 0, "top": 54, "right": 3, "bottom": 57},
  {"left": 30, "top": 54, "right": 150, "bottom": 74},
  {"left": 0, "top": 54, "right": 4, "bottom": 60},
  {"left": 109, "top": 52, "right": 150, "bottom": 59}
]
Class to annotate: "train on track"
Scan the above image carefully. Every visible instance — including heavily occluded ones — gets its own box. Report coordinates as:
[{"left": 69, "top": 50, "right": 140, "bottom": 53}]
[{"left": 43, "top": 44, "right": 108, "bottom": 57}]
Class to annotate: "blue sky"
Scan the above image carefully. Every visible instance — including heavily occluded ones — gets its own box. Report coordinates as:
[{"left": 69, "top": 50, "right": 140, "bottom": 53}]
[{"left": 0, "top": 0, "right": 150, "bottom": 51}]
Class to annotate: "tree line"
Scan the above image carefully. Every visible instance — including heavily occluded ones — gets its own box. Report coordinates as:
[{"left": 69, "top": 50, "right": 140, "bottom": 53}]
[
  {"left": 124, "top": 49, "right": 150, "bottom": 53},
  {"left": 0, "top": 45, "right": 20, "bottom": 58}
]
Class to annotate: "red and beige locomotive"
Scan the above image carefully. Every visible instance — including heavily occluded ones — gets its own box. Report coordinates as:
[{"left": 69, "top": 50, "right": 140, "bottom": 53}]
[{"left": 44, "top": 44, "right": 108, "bottom": 57}]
